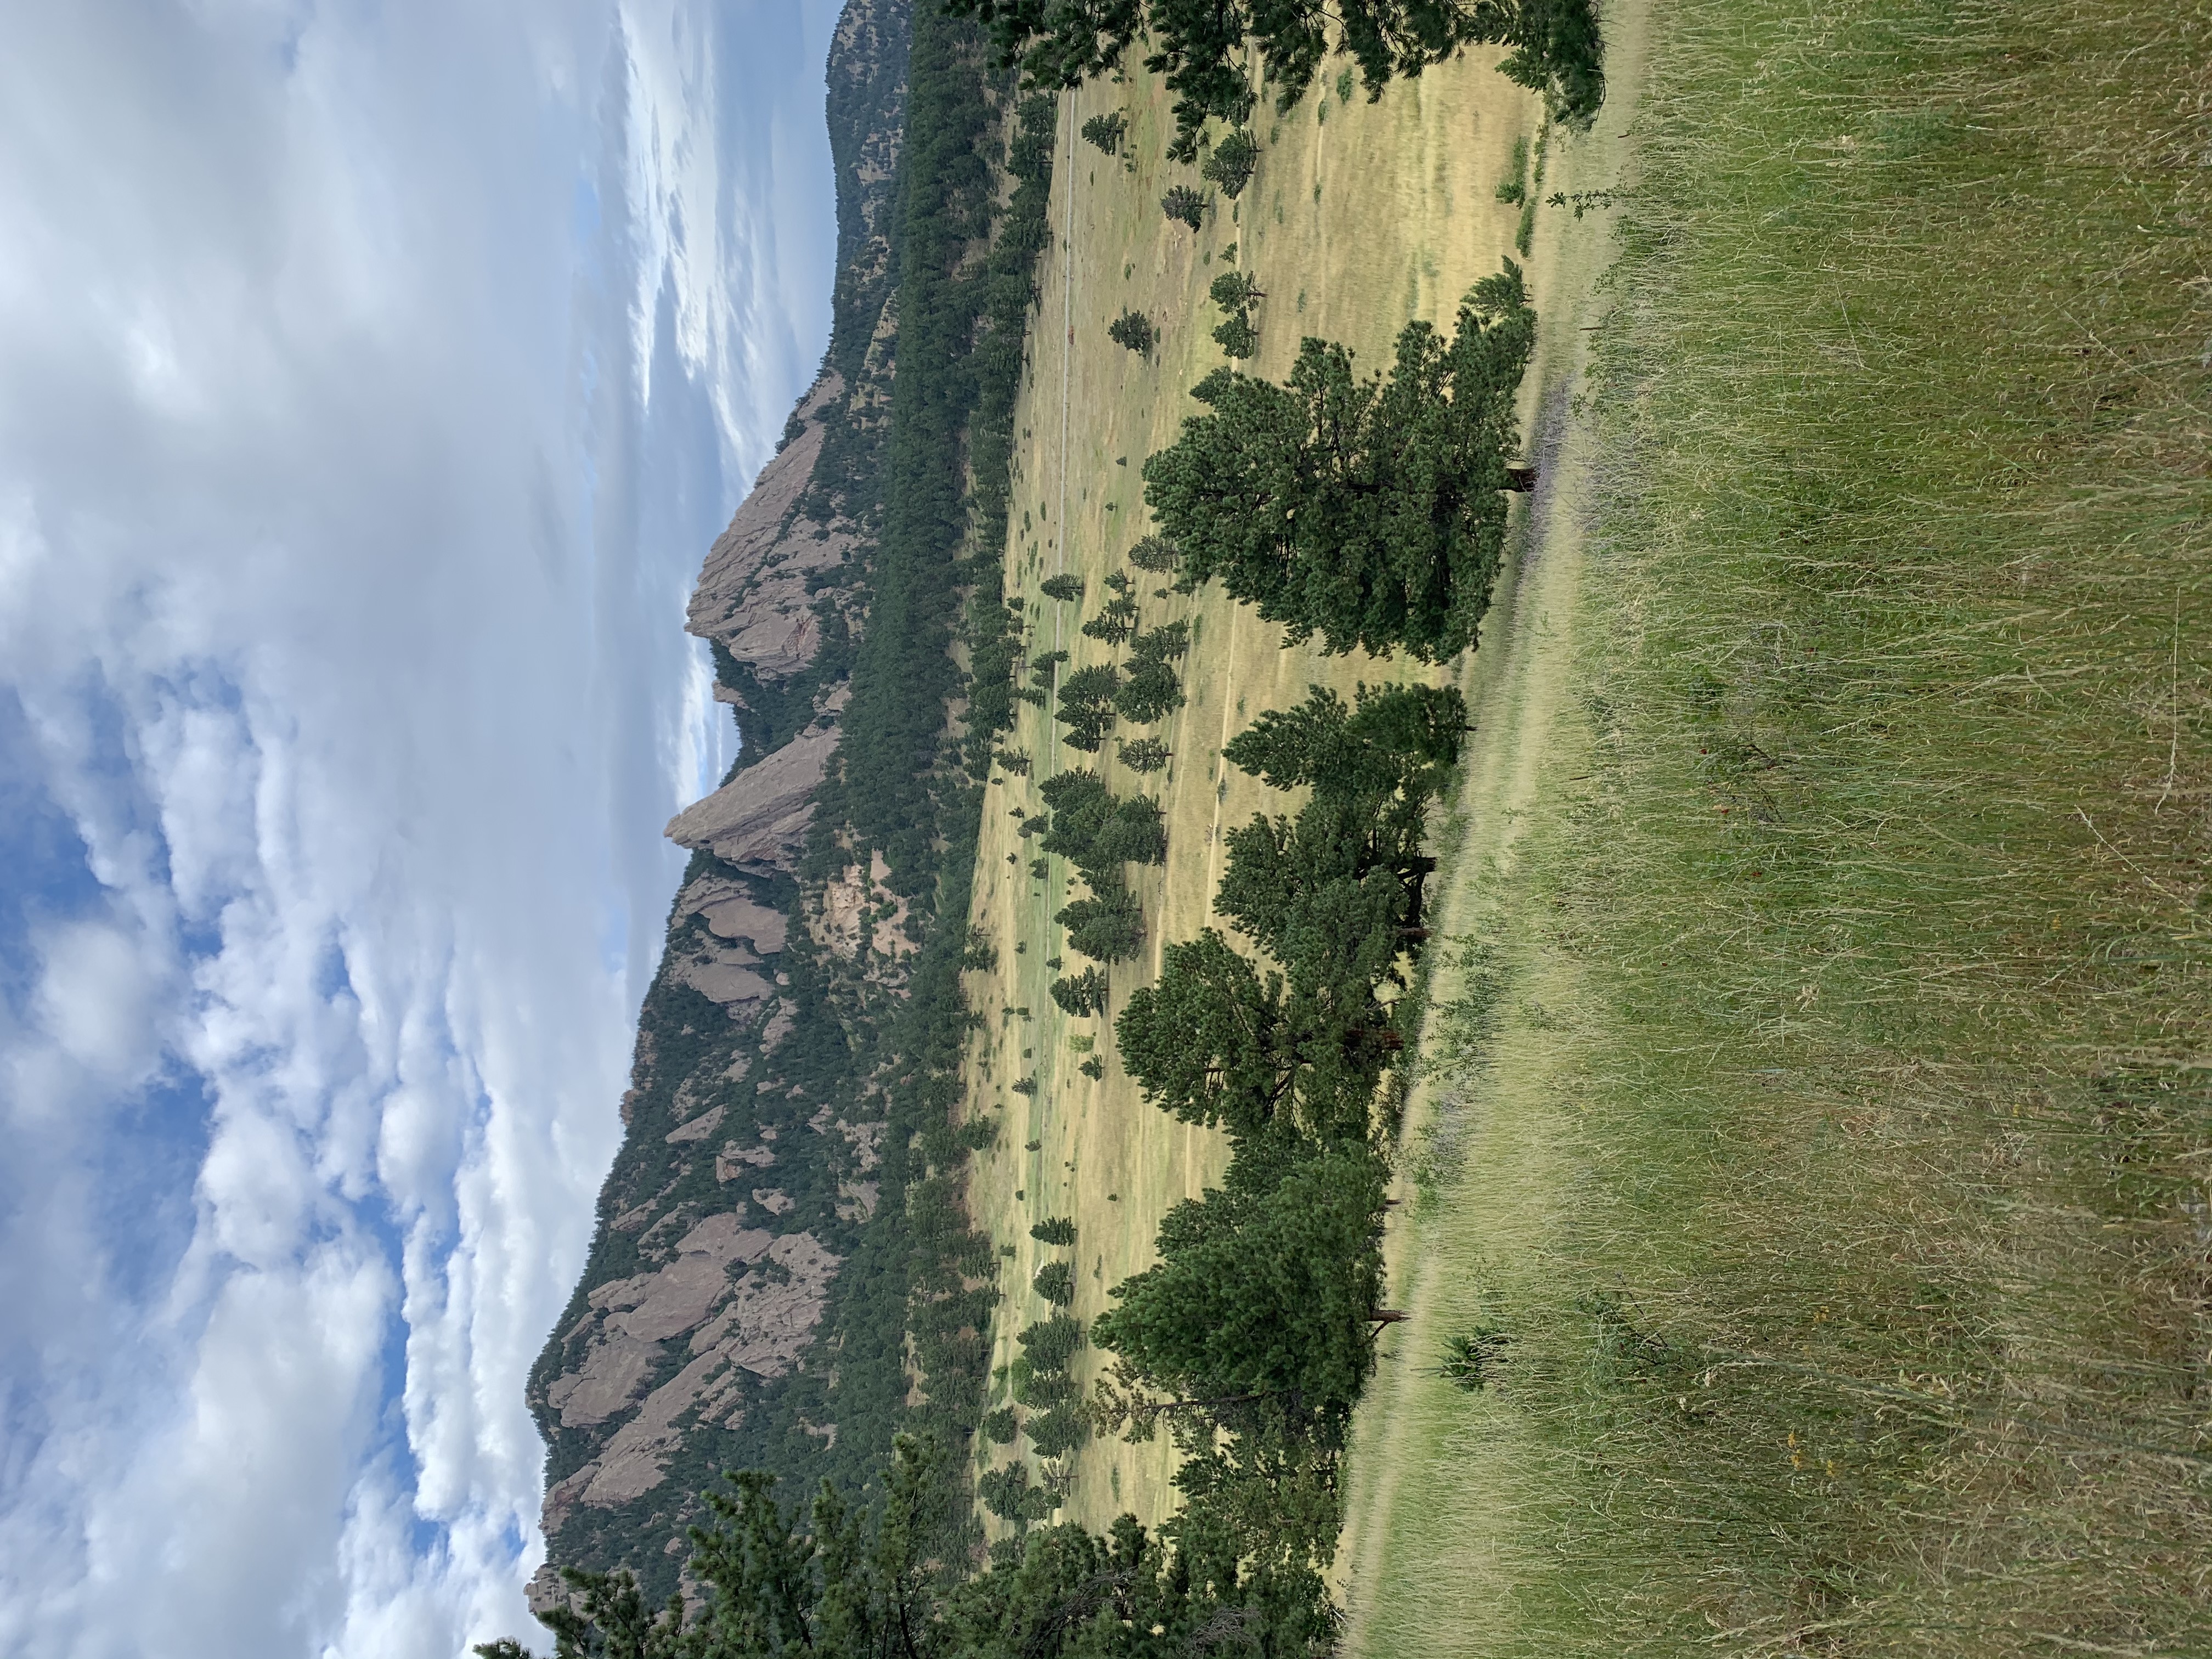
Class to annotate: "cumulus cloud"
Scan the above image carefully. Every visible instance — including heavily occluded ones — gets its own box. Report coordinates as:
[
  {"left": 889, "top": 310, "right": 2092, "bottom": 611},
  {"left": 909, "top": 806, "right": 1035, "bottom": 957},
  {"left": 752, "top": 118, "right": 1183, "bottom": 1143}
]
[{"left": 0, "top": 2, "right": 839, "bottom": 1654}]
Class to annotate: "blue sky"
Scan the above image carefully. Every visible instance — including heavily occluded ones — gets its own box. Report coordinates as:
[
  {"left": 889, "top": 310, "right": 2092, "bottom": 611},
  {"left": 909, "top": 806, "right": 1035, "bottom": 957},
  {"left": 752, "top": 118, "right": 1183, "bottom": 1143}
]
[{"left": 0, "top": 3, "right": 839, "bottom": 1652}]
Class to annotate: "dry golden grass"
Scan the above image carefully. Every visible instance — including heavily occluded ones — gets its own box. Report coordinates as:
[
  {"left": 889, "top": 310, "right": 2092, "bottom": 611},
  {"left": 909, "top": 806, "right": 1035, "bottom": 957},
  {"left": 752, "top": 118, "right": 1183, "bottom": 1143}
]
[{"left": 957, "top": 47, "right": 1549, "bottom": 1537}]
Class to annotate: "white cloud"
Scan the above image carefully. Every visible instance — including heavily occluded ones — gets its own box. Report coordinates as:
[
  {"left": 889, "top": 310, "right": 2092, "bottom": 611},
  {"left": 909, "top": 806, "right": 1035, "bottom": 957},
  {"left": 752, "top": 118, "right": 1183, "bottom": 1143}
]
[{"left": 0, "top": 2, "right": 841, "bottom": 1654}]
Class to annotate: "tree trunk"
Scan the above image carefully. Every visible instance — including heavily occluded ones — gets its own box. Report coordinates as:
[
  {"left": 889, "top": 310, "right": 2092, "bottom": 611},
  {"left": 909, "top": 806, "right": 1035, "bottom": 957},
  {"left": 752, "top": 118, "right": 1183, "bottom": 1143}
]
[{"left": 1368, "top": 1310, "right": 1410, "bottom": 1324}]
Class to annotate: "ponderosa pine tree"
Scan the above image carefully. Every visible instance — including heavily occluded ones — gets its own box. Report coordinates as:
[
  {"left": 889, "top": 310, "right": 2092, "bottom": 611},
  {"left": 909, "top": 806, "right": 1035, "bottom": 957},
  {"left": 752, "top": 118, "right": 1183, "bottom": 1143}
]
[
  {"left": 1115, "top": 929, "right": 1290, "bottom": 1142},
  {"left": 1057, "top": 888, "right": 1145, "bottom": 962},
  {"left": 1039, "top": 573, "right": 1083, "bottom": 601},
  {"left": 1080, "top": 109, "right": 1128, "bottom": 154},
  {"left": 1118, "top": 736, "right": 1171, "bottom": 772},
  {"left": 1091, "top": 1147, "right": 1388, "bottom": 1407},
  {"left": 1161, "top": 184, "right": 1206, "bottom": 230},
  {"left": 1034, "top": 1261, "right": 1076, "bottom": 1305},
  {"left": 1127, "top": 533, "right": 1180, "bottom": 573},
  {"left": 1052, "top": 662, "right": 1120, "bottom": 750},
  {"left": 1143, "top": 261, "right": 1536, "bottom": 662},
  {"left": 1049, "top": 965, "right": 1110, "bottom": 1018},
  {"left": 1107, "top": 308, "right": 1156, "bottom": 354},
  {"left": 1080, "top": 592, "right": 1140, "bottom": 644},
  {"left": 1199, "top": 127, "right": 1259, "bottom": 198},
  {"left": 1030, "top": 1216, "right": 1077, "bottom": 1245}
]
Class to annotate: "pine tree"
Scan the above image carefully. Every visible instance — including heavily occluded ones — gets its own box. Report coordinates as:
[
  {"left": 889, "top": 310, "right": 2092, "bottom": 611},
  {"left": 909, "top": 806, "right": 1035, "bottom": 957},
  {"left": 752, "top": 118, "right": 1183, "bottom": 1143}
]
[
  {"left": 1161, "top": 185, "right": 1207, "bottom": 230},
  {"left": 1057, "top": 888, "right": 1145, "bottom": 962},
  {"left": 1091, "top": 1147, "right": 1389, "bottom": 1407},
  {"left": 1080, "top": 110, "right": 1128, "bottom": 154},
  {"left": 1039, "top": 573, "right": 1084, "bottom": 601},
  {"left": 1118, "top": 736, "right": 1172, "bottom": 772},
  {"left": 1107, "top": 308, "right": 1157, "bottom": 354},
  {"left": 1143, "top": 261, "right": 1537, "bottom": 662},
  {"left": 1199, "top": 127, "right": 1260, "bottom": 198},
  {"left": 1127, "top": 533, "right": 1181, "bottom": 573}
]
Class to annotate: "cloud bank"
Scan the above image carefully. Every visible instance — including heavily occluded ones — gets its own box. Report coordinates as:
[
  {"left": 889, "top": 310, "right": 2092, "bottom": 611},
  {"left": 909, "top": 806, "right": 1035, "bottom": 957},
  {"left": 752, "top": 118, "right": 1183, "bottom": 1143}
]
[{"left": 0, "top": 3, "right": 839, "bottom": 1653}]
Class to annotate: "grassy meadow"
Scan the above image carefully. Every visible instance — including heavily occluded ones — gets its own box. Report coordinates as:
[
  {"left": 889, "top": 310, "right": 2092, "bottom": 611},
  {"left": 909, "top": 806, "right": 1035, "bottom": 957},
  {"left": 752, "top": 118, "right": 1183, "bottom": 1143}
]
[
  {"left": 957, "top": 47, "right": 1553, "bottom": 1537},
  {"left": 1340, "top": 1, "right": 2212, "bottom": 1655}
]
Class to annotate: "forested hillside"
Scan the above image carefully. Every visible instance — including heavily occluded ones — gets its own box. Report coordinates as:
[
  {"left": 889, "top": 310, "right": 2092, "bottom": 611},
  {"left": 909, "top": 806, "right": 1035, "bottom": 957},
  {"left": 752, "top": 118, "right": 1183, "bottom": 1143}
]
[{"left": 526, "top": 0, "right": 1059, "bottom": 1605}]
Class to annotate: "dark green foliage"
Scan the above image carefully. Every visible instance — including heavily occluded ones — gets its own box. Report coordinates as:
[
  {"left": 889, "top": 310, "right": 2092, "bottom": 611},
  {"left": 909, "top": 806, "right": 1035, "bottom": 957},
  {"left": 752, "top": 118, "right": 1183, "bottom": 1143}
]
[
  {"left": 1049, "top": 966, "right": 1110, "bottom": 1018},
  {"left": 1113, "top": 620, "right": 1189, "bottom": 722},
  {"left": 1079, "top": 593, "right": 1139, "bottom": 644},
  {"left": 1039, "top": 573, "right": 1084, "bottom": 601},
  {"left": 1014, "top": 1367, "right": 1081, "bottom": 1410},
  {"left": 1033, "top": 1261, "right": 1076, "bottom": 1306},
  {"left": 977, "top": 1462, "right": 1058, "bottom": 1524},
  {"left": 1144, "top": 260, "right": 1537, "bottom": 662},
  {"left": 1080, "top": 109, "right": 1128, "bottom": 154},
  {"left": 1052, "top": 662, "right": 1119, "bottom": 751},
  {"left": 1117, "top": 929, "right": 1291, "bottom": 1143},
  {"left": 1057, "top": 888, "right": 1145, "bottom": 963},
  {"left": 1117, "top": 736, "right": 1171, "bottom": 772},
  {"left": 1078, "top": 1055, "right": 1106, "bottom": 1080},
  {"left": 1028, "top": 1404, "right": 1090, "bottom": 1458},
  {"left": 1441, "top": 1328, "right": 1512, "bottom": 1391},
  {"left": 984, "top": 1406, "right": 1020, "bottom": 1444},
  {"left": 1036, "top": 769, "right": 1166, "bottom": 884},
  {"left": 1211, "top": 309, "right": 1258, "bottom": 359},
  {"left": 1030, "top": 1217, "right": 1077, "bottom": 1246},
  {"left": 1199, "top": 127, "right": 1258, "bottom": 198},
  {"left": 1092, "top": 1149, "right": 1389, "bottom": 1406},
  {"left": 1107, "top": 308, "right": 1156, "bottom": 354},
  {"left": 994, "top": 747, "right": 1031, "bottom": 775},
  {"left": 1161, "top": 185, "right": 1206, "bottom": 230},
  {"left": 960, "top": 926, "right": 999, "bottom": 972},
  {"left": 1019, "top": 1313, "right": 1086, "bottom": 1374},
  {"left": 1208, "top": 270, "right": 1263, "bottom": 311},
  {"left": 1126, "top": 533, "right": 1180, "bottom": 573},
  {"left": 940, "top": 0, "right": 1605, "bottom": 159}
]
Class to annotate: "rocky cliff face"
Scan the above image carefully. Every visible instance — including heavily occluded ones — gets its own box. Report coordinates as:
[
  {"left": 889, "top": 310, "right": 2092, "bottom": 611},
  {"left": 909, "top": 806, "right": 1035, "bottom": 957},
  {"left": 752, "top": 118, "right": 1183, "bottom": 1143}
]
[{"left": 527, "top": 0, "right": 914, "bottom": 1606}]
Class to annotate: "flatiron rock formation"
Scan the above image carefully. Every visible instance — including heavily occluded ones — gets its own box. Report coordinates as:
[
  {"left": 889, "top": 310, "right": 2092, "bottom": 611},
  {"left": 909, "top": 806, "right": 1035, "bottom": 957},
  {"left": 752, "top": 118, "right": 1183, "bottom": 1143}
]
[{"left": 527, "top": 0, "right": 916, "bottom": 1602}]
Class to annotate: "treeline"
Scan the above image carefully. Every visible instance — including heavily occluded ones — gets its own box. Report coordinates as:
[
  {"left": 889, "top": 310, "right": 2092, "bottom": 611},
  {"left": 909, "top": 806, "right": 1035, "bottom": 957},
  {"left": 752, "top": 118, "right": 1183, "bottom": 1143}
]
[{"left": 942, "top": 0, "right": 1605, "bottom": 156}]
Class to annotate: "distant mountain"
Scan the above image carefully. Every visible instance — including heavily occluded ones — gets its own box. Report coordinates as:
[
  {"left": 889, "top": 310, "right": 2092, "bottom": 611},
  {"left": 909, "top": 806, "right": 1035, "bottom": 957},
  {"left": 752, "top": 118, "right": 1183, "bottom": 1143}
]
[{"left": 527, "top": 0, "right": 1052, "bottom": 1609}]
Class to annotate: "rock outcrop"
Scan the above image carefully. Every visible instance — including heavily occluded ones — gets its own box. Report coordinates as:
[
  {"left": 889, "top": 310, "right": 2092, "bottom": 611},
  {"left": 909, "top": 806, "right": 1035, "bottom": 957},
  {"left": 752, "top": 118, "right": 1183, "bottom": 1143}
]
[{"left": 663, "top": 721, "right": 839, "bottom": 872}]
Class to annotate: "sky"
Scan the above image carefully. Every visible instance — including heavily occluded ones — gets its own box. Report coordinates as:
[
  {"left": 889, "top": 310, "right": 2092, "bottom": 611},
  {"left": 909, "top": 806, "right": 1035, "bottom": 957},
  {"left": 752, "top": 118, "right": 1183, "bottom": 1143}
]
[{"left": 0, "top": 3, "right": 840, "bottom": 1654}]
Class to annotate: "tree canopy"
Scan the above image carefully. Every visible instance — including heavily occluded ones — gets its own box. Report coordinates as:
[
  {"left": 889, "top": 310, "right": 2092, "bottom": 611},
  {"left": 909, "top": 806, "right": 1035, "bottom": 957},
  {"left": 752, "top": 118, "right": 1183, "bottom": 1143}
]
[
  {"left": 1143, "top": 261, "right": 1536, "bottom": 662},
  {"left": 940, "top": 1, "right": 1606, "bottom": 160}
]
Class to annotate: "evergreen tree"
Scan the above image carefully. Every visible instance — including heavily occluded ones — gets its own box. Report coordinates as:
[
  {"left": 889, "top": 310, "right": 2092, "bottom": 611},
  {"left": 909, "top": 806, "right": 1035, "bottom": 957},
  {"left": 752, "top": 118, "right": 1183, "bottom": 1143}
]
[
  {"left": 1057, "top": 888, "right": 1145, "bottom": 962},
  {"left": 1052, "top": 663, "right": 1120, "bottom": 750},
  {"left": 1030, "top": 1216, "right": 1077, "bottom": 1245},
  {"left": 1208, "top": 270, "right": 1265, "bottom": 310},
  {"left": 1117, "top": 736, "right": 1171, "bottom": 772},
  {"left": 1107, "top": 308, "right": 1156, "bottom": 354},
  {"left": 1211, "top": 309, "right": 1258, "bottom": 359},
  {"left": 1126, "top": 533, "right": 1180, "bottom": 573},
  {"left": 1091, "top": 1148, "right": 1389, "bottom": 1407},
  {"left": 1049, "top": 966, "right": 1110, "bottom": 1018},
  {"left": 1115, "top": 929, "right": 1290, "bottom": 1142},
  {"left": 1079, "top": 110, "right": 1128, "bottom": 154},
  {"left": 1034, "top": 1260, "right": 1076, "bottom": 1305},
  {"left": 1161, "top": 185, "right": 1206, "bottom": 230},
  {"left": 1143, "top": 261, "right": 1537, "bottom": 662},
  {"left": 1198, "top": 127, "right": 1259, "bottom": 198},
  {"left": 1080, "top": 592, "right": 1140, "bottom": 644},
  {"left": 1039, "top": 573, "right": 1084, "bottom": 601}
]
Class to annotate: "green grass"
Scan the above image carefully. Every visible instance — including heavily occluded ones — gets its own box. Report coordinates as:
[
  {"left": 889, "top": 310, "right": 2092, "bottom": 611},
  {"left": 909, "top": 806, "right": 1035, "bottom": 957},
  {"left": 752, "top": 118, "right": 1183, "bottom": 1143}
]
[{"left": 1354, "top": 0, "right": 2212, "bottom": 1651}]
